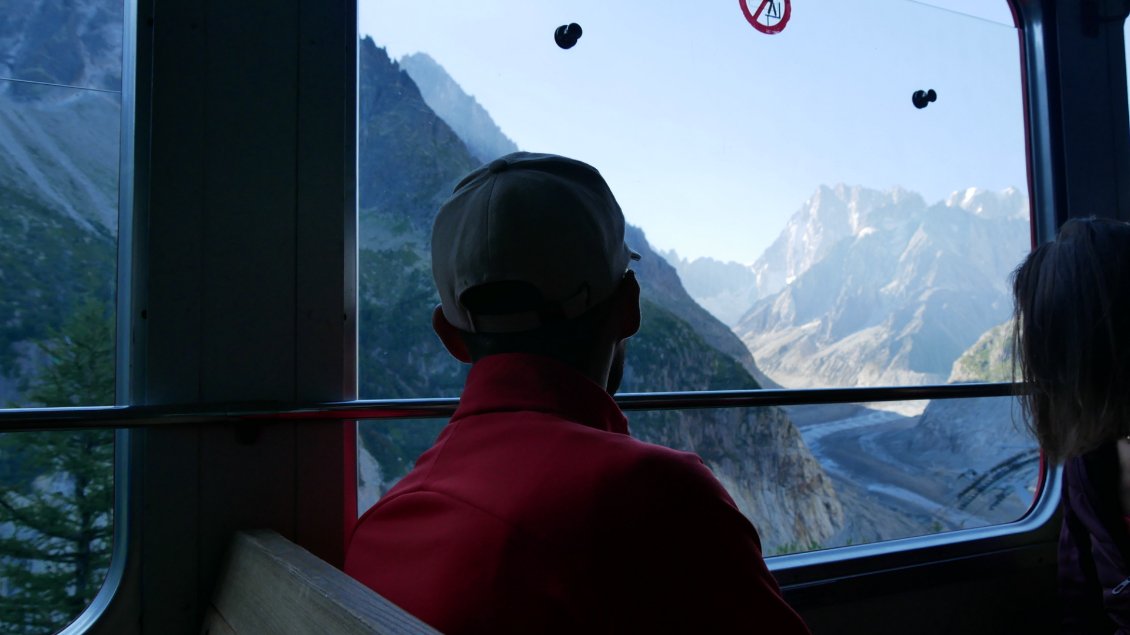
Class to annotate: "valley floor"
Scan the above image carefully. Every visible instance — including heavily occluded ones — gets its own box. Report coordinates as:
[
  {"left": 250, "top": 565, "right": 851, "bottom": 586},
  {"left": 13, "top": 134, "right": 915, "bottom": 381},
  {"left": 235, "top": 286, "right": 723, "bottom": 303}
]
[{"left": 790, "top": 404, "right": 1039, "bottom": 551}]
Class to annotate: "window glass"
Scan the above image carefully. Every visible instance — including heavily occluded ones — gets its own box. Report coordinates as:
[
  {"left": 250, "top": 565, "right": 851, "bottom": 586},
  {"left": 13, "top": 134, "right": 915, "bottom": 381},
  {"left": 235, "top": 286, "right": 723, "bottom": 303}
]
[
  {"left": 361, "top": 394, "right": 1040, "bottom": 551},
  {"left": 355, "top": 1, "right": 1035, "bottom": 550},
  {"left": 0, "top": 0, "right": 122, "bottom": 630},
  {"left": 358, "top": 418, "right": 446, "bottom": 513},
  {"left": 356, "top": 0, "right": 1027, "bottom": 395}
]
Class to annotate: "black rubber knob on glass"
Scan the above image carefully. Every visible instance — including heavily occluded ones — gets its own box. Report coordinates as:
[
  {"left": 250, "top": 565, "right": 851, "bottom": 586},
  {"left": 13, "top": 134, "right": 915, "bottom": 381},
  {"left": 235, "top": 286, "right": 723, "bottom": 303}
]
[
  {"left": 555, "top": 23, "right": 583, "bottom": 49},
  {"left": 912, "top": 89, "right": 938, "bottom": 109}
]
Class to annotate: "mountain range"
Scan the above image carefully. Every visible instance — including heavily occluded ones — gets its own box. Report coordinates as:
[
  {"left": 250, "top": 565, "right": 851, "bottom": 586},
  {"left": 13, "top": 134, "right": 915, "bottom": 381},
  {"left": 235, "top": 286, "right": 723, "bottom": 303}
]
[
  {"left": 725, "top": 184, "right": 1030, "bottom": 388},
  {"left": 664, "top": 175, "right": 1037, "bottom": 535}
]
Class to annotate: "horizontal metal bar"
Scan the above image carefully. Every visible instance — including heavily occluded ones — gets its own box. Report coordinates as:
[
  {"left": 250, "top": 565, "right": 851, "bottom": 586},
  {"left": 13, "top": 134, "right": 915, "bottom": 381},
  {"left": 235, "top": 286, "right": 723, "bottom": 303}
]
[
  {"left": 0, "top": 75, "right": 122, "bottom": 94},
  {"left": 614, "top": 382, "right": 1017, "bottom": 410},
  {"left": 0, "top": 383, "right": 1018, "bottom": 432}
]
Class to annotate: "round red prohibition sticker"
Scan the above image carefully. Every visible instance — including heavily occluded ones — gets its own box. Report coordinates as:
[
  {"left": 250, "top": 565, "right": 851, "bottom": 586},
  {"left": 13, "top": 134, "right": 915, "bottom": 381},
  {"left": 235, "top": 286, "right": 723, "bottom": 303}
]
[{"left": 740, "top": 0, "right": 791, "bottom": 35}]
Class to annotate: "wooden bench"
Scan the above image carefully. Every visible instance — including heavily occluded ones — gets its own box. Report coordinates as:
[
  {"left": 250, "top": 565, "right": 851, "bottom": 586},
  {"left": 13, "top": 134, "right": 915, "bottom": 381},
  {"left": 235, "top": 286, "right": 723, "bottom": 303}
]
[{"left": 202, "top": 530, "right": 441, "bottom": 635}]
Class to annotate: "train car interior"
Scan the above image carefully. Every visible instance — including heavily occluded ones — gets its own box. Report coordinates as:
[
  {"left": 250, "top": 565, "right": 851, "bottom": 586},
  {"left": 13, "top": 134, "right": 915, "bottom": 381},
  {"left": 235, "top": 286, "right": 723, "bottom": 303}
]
[{"left": 1, "top": 0, "right": 1129, "bottom": 632}]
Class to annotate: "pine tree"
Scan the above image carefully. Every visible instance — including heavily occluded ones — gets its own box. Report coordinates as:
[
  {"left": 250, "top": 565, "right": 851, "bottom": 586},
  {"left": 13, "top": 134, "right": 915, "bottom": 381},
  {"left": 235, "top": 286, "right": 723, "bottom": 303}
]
[{"left": 0, "top": 299, "right": 114, "bottom": 634}]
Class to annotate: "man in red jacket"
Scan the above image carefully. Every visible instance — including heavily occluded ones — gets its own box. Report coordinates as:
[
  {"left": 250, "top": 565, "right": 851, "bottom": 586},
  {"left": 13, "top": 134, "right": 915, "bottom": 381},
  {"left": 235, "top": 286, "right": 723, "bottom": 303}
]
[{"left": 345, "top": 152, "right": 810, "bottom": 634}]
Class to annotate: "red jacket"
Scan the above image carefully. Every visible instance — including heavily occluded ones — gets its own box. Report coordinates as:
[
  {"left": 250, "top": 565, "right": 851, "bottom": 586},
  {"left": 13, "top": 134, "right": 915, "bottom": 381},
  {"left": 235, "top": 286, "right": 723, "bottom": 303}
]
[{"left": 345, "top": 353, "right": 810, "bottom": 634}]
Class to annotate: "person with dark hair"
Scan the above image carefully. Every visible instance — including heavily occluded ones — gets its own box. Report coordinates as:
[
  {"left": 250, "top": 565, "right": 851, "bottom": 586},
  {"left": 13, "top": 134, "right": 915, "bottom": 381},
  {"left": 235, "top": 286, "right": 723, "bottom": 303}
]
[
  {"left": 344, "top": 152, "right": 811, "bottom": 634},
  {"left": 1012, "top": 216, "right": 1130, "bottom": 632}
]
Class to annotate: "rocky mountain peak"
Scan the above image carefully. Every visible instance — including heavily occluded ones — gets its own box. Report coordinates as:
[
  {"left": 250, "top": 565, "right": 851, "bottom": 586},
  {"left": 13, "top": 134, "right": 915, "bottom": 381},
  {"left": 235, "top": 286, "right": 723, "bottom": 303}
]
[
  {"left": 357, "top": 37, "right": 480, "bottom": 241},
  {"left": 748, "top": 185, "right": 928, "bottom": 301},
  {"left": 399, "top": 52, "right": 519, "bottom": 164},
  {"left": 945, "top": 186, "right": 1027, "bottom": 220},
  {"left": 737, "top": 186, "right": 1030, "bottom": 388}
]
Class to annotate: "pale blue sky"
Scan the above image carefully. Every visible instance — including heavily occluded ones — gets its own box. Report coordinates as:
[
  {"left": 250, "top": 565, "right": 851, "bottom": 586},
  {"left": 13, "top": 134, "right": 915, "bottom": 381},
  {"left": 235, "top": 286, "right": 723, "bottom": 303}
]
[{"left": 359, "top": 1, "right": 1025, "bottom": 263}]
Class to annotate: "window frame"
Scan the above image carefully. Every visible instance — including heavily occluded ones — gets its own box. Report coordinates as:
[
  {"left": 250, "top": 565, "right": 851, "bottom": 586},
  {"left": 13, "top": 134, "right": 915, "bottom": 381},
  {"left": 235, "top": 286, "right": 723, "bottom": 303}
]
[
  {"left": 35, "top": 0, "right": 358, "bottom": 631},
  {"left": 6, "top": 0, "right": 1130, "bottom": 632}
]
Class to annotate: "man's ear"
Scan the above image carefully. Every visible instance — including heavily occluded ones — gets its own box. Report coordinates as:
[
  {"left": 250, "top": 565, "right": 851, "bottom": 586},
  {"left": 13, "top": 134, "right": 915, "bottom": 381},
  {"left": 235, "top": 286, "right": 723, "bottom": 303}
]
[
  {"left": 616, "top": 271, "right": 642, "bottom": 339},
  {"left": 432, "top": 305, "right": 473, "bottom": 363}
]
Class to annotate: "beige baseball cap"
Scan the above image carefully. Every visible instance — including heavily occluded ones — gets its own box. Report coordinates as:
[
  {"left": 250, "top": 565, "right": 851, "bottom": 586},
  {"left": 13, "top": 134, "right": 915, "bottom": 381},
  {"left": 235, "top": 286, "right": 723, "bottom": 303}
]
[{"left": 431, "top": 152, "right": 639, "bottom": 333}]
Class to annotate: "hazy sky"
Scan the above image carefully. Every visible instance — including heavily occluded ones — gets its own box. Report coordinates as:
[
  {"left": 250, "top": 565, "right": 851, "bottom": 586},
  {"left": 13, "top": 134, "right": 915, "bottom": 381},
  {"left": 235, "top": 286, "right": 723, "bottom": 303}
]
[{"left": 359, "top": 1, "right": 1025, "bottom": 263}]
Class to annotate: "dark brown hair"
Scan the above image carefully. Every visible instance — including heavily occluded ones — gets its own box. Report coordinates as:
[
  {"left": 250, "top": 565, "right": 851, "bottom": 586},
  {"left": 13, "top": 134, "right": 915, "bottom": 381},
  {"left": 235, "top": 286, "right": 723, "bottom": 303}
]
[{"left": 1012, "top": 217, "right": 1130, "bottom": 462}]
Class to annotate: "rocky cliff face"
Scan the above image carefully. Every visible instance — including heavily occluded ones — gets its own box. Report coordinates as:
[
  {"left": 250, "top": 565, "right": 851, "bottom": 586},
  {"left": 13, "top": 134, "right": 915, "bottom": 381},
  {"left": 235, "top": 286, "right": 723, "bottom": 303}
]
[
  {"left": 623, "top": 301, "right": 842, "bottom": 548},
  {"left": 356, "top": 45, "right": 842, "bottom": 549},
  {"left": 358, "top": 39, "right": 480, "bottom": 240},
  {"left": 0, "top": 0, "right": 120, "bottom": 402},
  {"left": 885, "top": 321, "right": 1037, "bottom": 524},
  {"left": 912, "top": 319, "right": 1031, "bottom": 473},
  {"left": 354, "top": 39, "right": 480, "bottom": 400},
  {"left": 399, "top": 52, "right": 518, "bottom": 164},
  {"left": 948, "top": 320, "right": 1014, "bottom": 383},
  {"left": 0, "top": 0, "right": 122, "bottom": 94},
  {"left": 0, "top": 0, "right": 121, "bottom": 230},
  {"left": 735, "top": 184, "right": 1029, "bottom": 388}
]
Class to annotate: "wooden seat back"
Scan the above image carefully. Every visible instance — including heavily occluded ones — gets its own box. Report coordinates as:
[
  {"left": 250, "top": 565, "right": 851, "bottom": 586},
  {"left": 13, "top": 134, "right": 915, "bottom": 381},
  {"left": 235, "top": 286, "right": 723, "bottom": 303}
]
[{"left": 201, "top": 530, "right": 441, "bottom": 635}]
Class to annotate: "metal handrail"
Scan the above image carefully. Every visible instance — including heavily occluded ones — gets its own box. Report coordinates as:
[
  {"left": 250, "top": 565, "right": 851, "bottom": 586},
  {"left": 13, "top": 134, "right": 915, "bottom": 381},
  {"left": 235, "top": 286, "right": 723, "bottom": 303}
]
[{"left": 0, "top": 382, "right": 1018, "bottom": 432}]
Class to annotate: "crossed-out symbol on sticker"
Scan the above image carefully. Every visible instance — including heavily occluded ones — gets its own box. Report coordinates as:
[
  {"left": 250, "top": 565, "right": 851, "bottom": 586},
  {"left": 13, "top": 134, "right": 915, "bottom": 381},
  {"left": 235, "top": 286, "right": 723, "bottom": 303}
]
[{"left": 740, "top": 0, "right": 792, "bottom": 35}]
